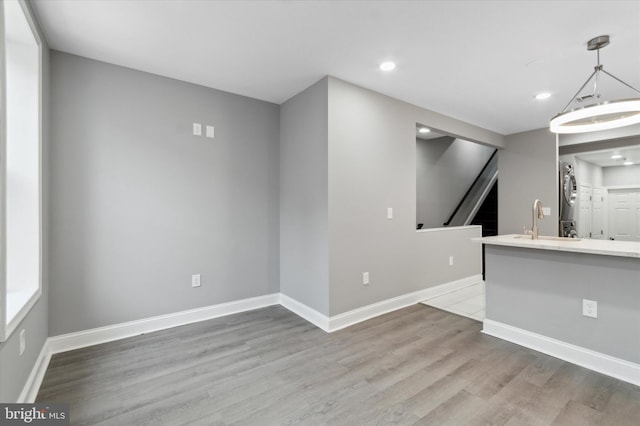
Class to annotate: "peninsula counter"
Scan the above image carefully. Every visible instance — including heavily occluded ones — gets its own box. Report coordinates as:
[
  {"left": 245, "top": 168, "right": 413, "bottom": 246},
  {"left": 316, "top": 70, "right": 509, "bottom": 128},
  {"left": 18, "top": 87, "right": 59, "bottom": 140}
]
[{"left": 478, "top": 234, "right": 640, "bottom": 386}]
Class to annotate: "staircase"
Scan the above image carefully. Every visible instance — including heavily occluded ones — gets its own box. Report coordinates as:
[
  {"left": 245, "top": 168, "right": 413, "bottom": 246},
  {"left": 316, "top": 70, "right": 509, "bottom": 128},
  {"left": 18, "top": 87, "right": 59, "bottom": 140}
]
[
  {"left": 443, "top": 150, "right": 498, "bottom": 232},
  {"left": 471, "top": 181, "right": 498, "bottom": 236}
]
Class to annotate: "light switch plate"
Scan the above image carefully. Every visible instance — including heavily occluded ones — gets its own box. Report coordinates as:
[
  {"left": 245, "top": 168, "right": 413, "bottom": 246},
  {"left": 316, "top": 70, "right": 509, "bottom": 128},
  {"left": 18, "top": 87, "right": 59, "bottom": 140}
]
[
  {"left": 387, "top": 207, "right": 393, "bottom": 219},
  {"left": 542, "top": 207, "right": 551, "bottom": 216},
  {"left": 206, "top": 125, "right": 215, "bottom": 139},
  {"left": 192, "top": 274, "right": 201, "bottom": 288}
]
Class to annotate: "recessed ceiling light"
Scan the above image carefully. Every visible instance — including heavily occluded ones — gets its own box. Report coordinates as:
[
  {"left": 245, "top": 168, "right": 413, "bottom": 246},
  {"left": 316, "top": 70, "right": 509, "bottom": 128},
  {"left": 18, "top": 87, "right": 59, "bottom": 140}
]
[
  {"left": 611, "top": 154, "right": 623, "bottom": 159},
  {"left": 535, "top": 92, "right": 551, "bottom": 100},
  {"left": 624, "top": 161, "right": 634, "bottom": 166},
  {"left": 418, "top": 127, "right": 430, "bottom": 134},
  {"left": 379, "top": 61, "right": 396, "bottom": 72}
]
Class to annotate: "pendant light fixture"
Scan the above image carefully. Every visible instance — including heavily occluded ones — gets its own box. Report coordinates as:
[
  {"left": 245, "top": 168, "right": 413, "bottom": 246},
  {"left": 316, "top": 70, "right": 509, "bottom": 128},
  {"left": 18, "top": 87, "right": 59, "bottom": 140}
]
[{"left": 550, "top": 35, "right": 640, "bottom": 134}]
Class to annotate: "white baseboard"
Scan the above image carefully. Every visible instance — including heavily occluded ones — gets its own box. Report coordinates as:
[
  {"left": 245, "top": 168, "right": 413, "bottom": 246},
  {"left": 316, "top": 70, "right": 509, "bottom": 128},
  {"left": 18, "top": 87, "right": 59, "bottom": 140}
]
[
  {"left": 483, "top": 319, "right": 640, "bottom": 387},
  {"left": 329, "top": 274, "right": 483, "bottom": 332},
  {"left": 17, "top": 340, "right": 52, "bottom": 403},
  {"left": 278, "top": 274, "right": 483, "bottom": 333},
  {"left": 418, "top": 274, "right": 483, "bottom": 302},
  {"left": 279, "top": 294, "right": 330, "bottom": 332},
  {"left": 47, "top": 293, "right": 280, "bottom": 355},
  {"left": 17, "top": 277, "right": 482, "bottom": 403}
]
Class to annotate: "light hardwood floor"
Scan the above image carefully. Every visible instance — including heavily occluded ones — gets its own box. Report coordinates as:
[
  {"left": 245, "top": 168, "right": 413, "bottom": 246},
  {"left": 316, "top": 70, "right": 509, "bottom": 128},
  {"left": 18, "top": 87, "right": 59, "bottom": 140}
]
[{"left": 37, "top": 304, "right": 640, "bottom": 425}]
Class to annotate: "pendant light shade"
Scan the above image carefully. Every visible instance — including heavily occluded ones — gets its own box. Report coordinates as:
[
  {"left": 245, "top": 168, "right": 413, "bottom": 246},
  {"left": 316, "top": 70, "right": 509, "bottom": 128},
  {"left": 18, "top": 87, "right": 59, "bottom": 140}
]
[{"left": 550, "top": 35, "right": 640, "bottom": 134}]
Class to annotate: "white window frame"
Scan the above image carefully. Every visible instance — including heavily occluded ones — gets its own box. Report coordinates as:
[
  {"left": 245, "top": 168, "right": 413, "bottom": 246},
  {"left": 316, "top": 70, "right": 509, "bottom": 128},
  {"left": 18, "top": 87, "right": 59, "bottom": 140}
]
[{"left": 0, "top": 0, "right": 43, "bottom": 342}]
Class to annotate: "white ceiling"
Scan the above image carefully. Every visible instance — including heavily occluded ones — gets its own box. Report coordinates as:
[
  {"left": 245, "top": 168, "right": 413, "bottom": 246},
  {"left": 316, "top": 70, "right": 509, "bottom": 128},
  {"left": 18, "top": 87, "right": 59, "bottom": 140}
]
[
  {"left": 415, "top": 125, "right": 446, "bottom": 140},
  {"left": 31, "top": 0, "right": 640, "bottom": 135},
  {"left": 576, "top": 145, "right": 640, "bottom": 167}
]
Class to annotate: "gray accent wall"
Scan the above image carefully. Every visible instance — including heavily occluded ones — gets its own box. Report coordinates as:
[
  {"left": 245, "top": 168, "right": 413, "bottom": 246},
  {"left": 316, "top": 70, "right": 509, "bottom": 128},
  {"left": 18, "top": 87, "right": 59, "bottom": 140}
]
[
  {"left": 0, "top": 1, "right": 50, "bottom": 403},
  {"left": 279, "top": 78, "right": 329, "bottom": 315},
  {"left": 499, "top": 128, "right": 558, "bottom": 236},
  {"left": 327, "top": 77, "right": 503, "bottom": 316},
  {"left": 416, "top": 136, "right": 495, "bottom": 228},
  {"left": 49, "top": 52, "right": 280, "bottom": 335}
]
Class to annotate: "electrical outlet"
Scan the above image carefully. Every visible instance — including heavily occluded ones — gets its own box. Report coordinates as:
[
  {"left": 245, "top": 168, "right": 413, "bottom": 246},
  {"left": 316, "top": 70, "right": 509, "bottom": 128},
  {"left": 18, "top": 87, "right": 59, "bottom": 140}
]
[
  {"left": 583, "top": 299, "right": 598, "bottom": 318},
  {"left": 192, "top": 274, "right": 201, "bottom": 288},
  {"left": 449, "top": 256, "right": 454, "bottom": 266},
  {"left": 362, "top": 272, "right": 370, "bottom": 285},
  {"left": 19, "top": 329, "right": 26, "bottom": 356},
  {"left": 193, "top": 122, "right": 202, "bottom": 136}
]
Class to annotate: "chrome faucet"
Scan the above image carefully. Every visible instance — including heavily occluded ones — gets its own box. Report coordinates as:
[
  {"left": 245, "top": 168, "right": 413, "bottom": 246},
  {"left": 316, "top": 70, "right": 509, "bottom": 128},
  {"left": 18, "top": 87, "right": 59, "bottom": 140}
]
[{"left": 531, "top": 199, "right": 544, "bottom": 239}]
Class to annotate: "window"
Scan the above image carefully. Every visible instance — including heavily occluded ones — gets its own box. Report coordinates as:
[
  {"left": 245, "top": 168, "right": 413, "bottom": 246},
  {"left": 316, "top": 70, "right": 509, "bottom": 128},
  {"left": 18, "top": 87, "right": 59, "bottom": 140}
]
[{"left": 1, "top": 0, "right": 42, "bottom": 341}]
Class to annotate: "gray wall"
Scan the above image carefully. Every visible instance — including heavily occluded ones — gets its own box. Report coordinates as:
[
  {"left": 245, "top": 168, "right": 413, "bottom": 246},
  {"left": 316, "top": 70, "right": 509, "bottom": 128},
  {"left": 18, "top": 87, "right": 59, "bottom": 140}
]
[
  {"left": 603, "top": 164, "right": 640, "bottom": 187},
  {"left": 486, "top": 245, "right": 640, "bottom": 363},
  {"left": 559, "top": 124, "right": 640, "bottom": 147},
  {"left": 416, "top": 136, "right": 495, "bottom": 228},
  {"left": 279, "top": 78, "right": 329, "bottom": 315},
  {"left": 0, "top": 1, "right": 49, "bottom": 403},
  {"left": 49, "top": 52, "right": 280, "bottom": 335},
  {"left": 575, "top": 157, "right": 603, "bottom": 187},
  {"left": 499, "top": 128, "right": 558, "bottom": 236},
  {"left": 327, "top": 77, "right": 503, "bottom": 316},
  {"left": 560, "top": 155, "right": 604, "bottom": 187}
]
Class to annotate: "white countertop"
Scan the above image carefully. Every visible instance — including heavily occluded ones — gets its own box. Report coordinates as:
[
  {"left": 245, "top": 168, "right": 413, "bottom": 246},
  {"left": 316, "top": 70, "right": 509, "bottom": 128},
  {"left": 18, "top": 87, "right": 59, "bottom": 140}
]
[{"left": 477, "top": 234, "right": 640, "bottom": 258}]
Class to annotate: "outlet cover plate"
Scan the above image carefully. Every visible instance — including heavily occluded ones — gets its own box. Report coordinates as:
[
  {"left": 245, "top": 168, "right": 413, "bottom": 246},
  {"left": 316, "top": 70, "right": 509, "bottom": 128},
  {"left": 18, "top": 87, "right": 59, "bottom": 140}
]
[{"left": 583, "top": 299, "right": 598, "bottom": 318}]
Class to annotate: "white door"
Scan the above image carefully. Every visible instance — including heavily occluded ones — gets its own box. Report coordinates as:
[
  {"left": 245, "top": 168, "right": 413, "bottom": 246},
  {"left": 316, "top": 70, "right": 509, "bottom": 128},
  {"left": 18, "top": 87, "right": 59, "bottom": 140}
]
[
  {"left": 578, "top": 185, "right": 592, "bottom": 238},
  {"left": 608, "top": 189, "right": 639, "bottom": 241},
  {"left": 591, "top": 187, "right": 606, "bottom": 239}
]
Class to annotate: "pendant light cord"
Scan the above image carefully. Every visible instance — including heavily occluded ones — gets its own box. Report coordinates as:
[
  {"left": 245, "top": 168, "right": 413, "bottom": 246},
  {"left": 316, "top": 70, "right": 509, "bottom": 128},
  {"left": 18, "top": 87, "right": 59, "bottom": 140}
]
[
  {"left": 593, "top": 48, "right": 600, "bottom": 97},
  {"left": 559, "top": 44, "right": 640, "bottom": 113}
]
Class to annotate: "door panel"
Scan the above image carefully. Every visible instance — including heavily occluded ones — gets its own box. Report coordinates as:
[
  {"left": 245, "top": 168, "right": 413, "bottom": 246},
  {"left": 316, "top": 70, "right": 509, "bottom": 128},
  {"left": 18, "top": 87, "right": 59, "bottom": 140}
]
[
  {"left": 591, "top": 187, "right": 605, "bottom": 239},
  {"left": 578, "top": 185, "right": 592, "bottom": 238},
  {"left": 608, "top": 190, "right": 639, "bottom": 241}
]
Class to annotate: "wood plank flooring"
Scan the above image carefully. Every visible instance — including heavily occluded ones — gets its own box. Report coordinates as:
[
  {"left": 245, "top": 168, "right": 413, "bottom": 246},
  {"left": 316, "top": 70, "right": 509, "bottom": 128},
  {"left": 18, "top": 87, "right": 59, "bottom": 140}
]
[{"left": 36, "top": 305, "right": 640, "bottom": 425}]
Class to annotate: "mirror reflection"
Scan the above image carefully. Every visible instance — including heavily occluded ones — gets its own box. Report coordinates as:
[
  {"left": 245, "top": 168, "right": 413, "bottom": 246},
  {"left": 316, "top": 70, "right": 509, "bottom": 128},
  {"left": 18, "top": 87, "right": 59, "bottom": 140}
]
[
  {"left": 559, "top": 139, "right": 640, "bottom": 241},
  {"left": 416, "top": 124, "right": 498, "bottom": 236}
]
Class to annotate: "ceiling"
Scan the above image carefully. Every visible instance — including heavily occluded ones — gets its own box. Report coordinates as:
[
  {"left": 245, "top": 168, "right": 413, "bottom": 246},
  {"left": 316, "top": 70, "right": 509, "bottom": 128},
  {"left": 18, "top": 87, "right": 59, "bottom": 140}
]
[
  {"left": 576, "top": 145, "right": 640, "bottom": 167},
  {"left": 415, "top": 125, "right": 446, "bottom": 141},
  {"left": 31, "top": 0, "right": 640, "bottom": 135}
]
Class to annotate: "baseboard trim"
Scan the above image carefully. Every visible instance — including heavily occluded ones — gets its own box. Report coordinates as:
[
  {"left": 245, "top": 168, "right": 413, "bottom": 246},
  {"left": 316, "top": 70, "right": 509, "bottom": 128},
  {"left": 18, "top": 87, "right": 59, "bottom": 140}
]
[
  {"left": 47, "top": 293, "right": 280, "bottom": 355},
  {"left": 483, "top": 319, "right": 640, "bottom": 387},
  {"left": 278, "top": 294, "right": 330, "bottom": 332},
  {"left": 418, "top": 274, "right": 483, "bottom": 302},
  {"left": 278, "top": 274, "right": 483, "bottom": 333},
  {"left": 18, "top": 277, "right": 483, "bottom": 403},
  {"left": 17, "top": 340, "right": 52, "bottom": 403},
  {"left": 329, "top": 274, "right": 483, "bottom": 332}
]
